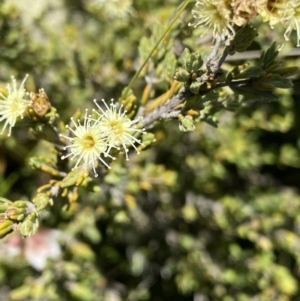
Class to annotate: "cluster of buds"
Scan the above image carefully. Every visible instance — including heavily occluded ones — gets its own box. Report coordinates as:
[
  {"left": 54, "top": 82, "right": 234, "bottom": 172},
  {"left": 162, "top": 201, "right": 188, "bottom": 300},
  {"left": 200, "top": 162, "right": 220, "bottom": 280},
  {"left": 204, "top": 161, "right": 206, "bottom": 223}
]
[
  {"left": 174, "top": 48, "right": 204, "bottom": 86},
  {"left": 0, "top": 194, "right": 49, "bottom": 238},
  {"left": 0, "top": 199, "right": 37, "bottom": 238},
  {"left": 60, "top": 99, "right": 145, "bottom": 177}
]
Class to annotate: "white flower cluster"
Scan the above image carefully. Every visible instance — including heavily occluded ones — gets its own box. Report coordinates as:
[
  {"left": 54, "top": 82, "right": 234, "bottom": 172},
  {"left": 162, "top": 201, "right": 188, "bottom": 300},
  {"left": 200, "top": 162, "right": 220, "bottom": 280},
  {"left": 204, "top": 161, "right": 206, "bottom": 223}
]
[
  {"left": 0, "top": 75, "right": 31, "bottom": 136},
  {"left": 0, "top": 75, "right": 144, "bottom": 177},
  {"left": 190, "top": 0, "right": 300, "bottom": 47},
  {"left": 60, "top": 99, "right": 144, "bottom": 177},
  {"left": 256, "top": 0, "right": 300, "bottom": 46},
  {"left": 189, "top": 0, "right": 235, "bottom": 40}
]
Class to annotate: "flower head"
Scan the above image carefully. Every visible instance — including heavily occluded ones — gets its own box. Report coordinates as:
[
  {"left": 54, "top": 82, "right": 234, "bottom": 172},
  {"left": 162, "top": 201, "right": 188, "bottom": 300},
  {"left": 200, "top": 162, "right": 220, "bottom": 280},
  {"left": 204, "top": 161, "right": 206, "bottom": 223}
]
[
  {"left": 189, "top": 0, "right": 235, "bottom": 41},
  {"left": 60, "top": 110, "right": 114, "bottom": 177},
  {"left": 93, "top": 99, "right": 144, "bottom": 160},
  {"left": 283, "top": 3, "right": 300, "bottom": 46},
  {"left": 256, "top": 0, "right": 294, "bottom": 24},
  {"left": 231, "top": 0, "right": 258, "bottom": 26},
  {"left": 257, "top": 0, "right": 300, "bottom": 46},
  {"left": 0, "top": 75, "right": 31, "bottom": 136}
]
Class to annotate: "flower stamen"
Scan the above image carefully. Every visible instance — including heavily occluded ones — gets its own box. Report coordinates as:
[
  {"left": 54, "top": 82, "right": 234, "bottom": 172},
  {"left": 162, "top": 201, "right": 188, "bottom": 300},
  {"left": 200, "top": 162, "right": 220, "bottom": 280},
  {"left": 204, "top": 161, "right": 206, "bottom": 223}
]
[
  {"left": 92, "top": 99, "right": 145, "bottom": 160},
  {"left": 60, "top": 110, "right": 113, "bottom": 176},
  {"left": 0, "top": 74, "right": 31, "bottom": 136}
]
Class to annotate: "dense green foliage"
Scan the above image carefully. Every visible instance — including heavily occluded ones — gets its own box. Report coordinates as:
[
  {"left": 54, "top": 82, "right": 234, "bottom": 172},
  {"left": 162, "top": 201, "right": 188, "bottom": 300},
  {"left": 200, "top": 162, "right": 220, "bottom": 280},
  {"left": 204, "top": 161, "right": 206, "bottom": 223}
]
[{"left": 1, "top": 0, "right": 300, "bottom": 300}]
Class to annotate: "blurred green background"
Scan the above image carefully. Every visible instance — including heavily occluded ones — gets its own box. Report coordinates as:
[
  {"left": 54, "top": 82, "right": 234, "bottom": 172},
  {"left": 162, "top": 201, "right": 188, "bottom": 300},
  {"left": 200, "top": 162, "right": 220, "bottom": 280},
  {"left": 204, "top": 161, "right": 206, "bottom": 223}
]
[{"left": 1, "top": 0, "right": 300, "bottom": 300}]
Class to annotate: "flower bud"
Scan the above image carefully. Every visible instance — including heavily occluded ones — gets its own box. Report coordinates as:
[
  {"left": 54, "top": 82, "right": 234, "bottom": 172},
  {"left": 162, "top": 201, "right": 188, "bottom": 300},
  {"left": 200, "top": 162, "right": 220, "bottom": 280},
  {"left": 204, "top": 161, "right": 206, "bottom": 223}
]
[{"left": 174, "top": 68, "right": 191, "bottom": 82}]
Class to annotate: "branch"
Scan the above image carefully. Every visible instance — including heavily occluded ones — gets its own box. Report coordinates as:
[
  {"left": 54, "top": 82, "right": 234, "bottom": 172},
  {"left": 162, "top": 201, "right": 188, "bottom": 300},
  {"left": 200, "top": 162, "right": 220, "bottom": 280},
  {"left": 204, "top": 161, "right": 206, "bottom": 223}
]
[
  {"left": 202, "top": 36, "right": 232, "bottom": 80},
  {"left": 140, "top": 85, "right": 192, "bottom": 127},
  {"left": 139, "top": 36, "right": 232, "bottom": 128}
]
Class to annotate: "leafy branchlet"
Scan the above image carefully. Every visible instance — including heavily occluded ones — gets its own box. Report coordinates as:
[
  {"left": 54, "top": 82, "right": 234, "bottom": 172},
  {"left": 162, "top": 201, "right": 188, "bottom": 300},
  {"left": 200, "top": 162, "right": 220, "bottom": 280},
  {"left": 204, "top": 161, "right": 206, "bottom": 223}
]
[{"left": 0, "top": 1, "right": 299, "bottom": 240}]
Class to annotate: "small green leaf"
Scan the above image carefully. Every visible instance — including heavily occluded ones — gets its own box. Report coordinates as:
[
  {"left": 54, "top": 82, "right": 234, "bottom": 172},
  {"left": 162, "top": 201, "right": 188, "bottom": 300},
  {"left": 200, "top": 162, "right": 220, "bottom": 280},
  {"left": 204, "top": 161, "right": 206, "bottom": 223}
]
[
  {"left": 262, "top": 74, "right": 293, "bottom": 89},
  {"left": 61, "top": 169, "right": 89, "bottom": 187},
  {"left": 19, "top": 211, "right": 39, "bottom": 237},
  {"left": 33, "top": 193, "right": 50, "bottom": 211},
  {"left": 259, "top": 42, "right": 279, "bottom": 69},
  {"left": 232, "top": 24, "right": 258, "bottom": 52},
  {"left": 189, "top": 81, "right": 201, "bottom": 94},
  {"left": 174, "top": 68, "right": 190, "bottom": 82},
  {"left": 178, "top": 115, "right": 195, "bottom": 132},
  {"left": 233, "top": 66, "right": 266, "bottom": 79}
]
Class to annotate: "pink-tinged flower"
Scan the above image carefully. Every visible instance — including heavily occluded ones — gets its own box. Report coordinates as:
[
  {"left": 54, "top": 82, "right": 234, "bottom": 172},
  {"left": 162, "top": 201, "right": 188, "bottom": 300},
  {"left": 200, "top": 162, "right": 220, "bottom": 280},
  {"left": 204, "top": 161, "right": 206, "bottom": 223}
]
[{"left": 0, "top": 228, "right": 61, "bottom": 270}]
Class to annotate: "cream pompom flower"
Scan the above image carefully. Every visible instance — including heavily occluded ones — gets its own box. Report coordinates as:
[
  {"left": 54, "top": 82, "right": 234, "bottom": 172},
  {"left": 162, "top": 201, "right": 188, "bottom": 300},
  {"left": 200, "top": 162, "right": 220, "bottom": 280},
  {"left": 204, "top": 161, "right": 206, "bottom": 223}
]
[
  {"left": 283, "top": 3, "right": 300, "bottom": 46},
  {"left": 257, "top": 0, "right": 300, "bottom": 46},
  {"left": 60, "top": 110, "right": 114, "bottom": 176},
  {"left": 189, "top": 0, "right": 235, "bottom": 40},
  {"left": 93, "top": 99, "right": 144, "bottom": 160},
  {"left": 0, "top": 75, "right": 31, "bottom": 136},
  {"left": 256, "top": 0, "right": 290, "bottom": 23}
]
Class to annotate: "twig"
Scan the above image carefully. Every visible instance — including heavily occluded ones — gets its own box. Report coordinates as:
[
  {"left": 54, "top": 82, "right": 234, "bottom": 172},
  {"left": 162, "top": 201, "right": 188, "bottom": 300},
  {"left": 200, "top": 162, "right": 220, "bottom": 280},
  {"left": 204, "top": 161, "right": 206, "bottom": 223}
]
[
  {"left": 140, "top": 85, "right": 192, "bottom": 127},
  {"left": 139, "top": 37, "right": 232, "bottom": 128},
  {"left": 203, "top": 36, "right": 232, "bottom": 79}
]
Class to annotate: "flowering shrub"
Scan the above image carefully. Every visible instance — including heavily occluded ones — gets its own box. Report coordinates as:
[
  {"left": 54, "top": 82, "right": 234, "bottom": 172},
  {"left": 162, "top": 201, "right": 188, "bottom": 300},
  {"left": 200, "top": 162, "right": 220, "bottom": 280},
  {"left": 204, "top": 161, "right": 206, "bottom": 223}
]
[{"left": 1, "top": 0, "right": 300, "bottom": 300}]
